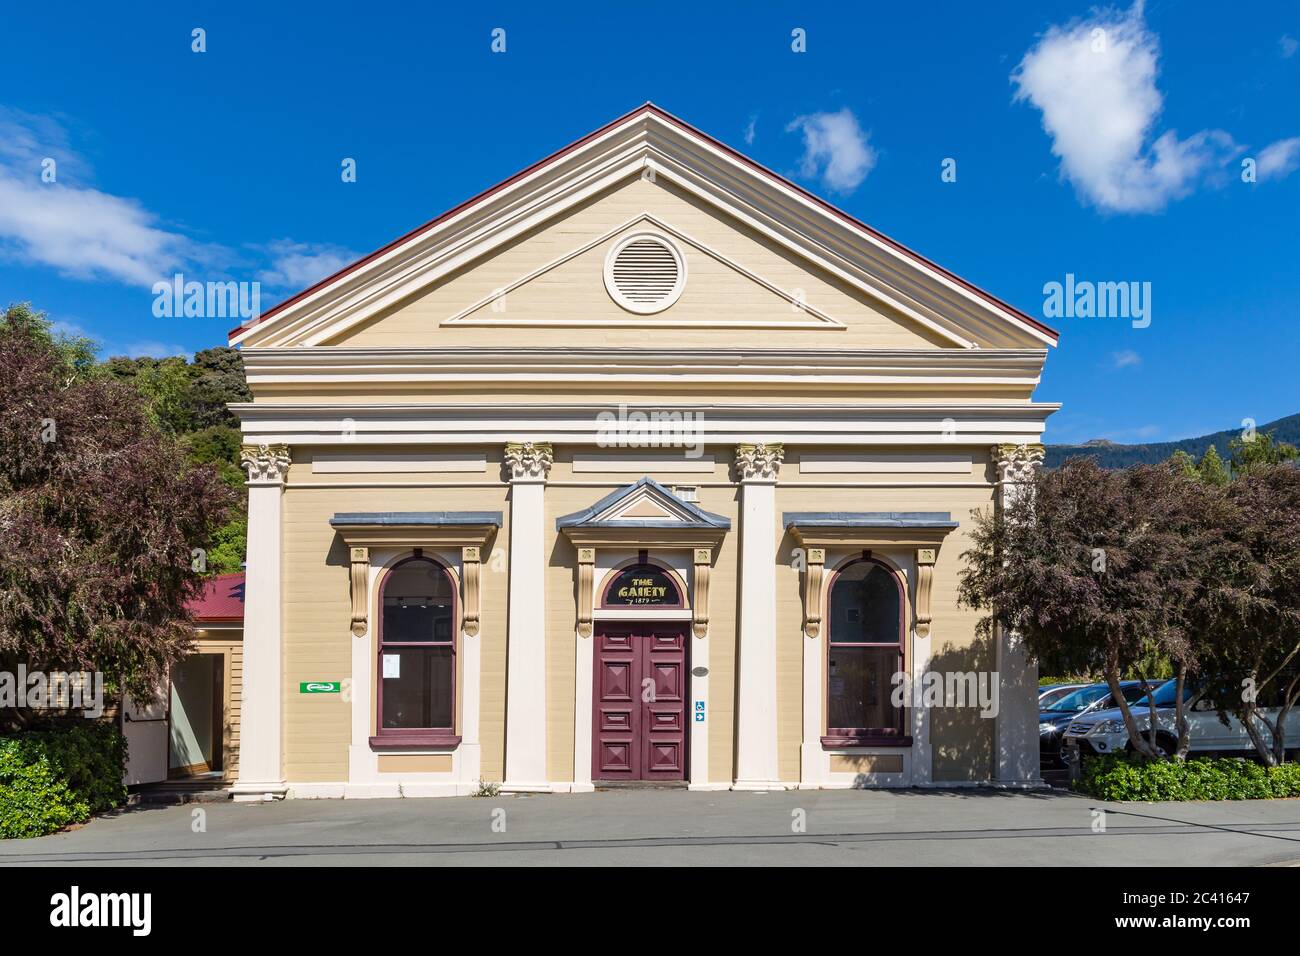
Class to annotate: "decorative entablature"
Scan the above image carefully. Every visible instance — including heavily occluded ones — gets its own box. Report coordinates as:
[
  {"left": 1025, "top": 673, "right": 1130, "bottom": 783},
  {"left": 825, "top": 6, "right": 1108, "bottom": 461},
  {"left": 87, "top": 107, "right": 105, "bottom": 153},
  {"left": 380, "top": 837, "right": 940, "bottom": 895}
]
[
  {"left": 328, "top": 512, "right": 502, "bottom": 639},
  {"left": 557, "top": 478, "right": 729, "bottom": 640},
  {"left": 784, "top": 512, "right": 959, "bottom": 642}
]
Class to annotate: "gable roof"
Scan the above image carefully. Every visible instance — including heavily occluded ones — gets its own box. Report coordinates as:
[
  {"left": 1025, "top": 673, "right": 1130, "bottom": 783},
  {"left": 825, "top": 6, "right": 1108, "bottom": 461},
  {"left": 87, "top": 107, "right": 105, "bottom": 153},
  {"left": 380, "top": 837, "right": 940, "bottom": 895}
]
[
  {"left": 557, "top": 477, "right": 730, "bottom": 530},
  {"left": 231, "top": 103, "right": 1057, "bottom": 349}
]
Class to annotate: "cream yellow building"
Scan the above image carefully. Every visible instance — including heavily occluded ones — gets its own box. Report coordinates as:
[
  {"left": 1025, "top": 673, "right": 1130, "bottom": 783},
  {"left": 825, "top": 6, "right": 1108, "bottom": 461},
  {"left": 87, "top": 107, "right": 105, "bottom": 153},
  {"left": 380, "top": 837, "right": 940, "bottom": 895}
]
[{"left": 227, "top": 104, "right": 1058, "bottom": 799}]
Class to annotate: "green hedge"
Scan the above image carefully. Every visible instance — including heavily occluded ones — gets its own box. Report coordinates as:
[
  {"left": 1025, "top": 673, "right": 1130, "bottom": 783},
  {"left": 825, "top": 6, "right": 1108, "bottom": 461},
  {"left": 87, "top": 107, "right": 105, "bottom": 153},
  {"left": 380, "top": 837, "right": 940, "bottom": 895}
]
[
  {"left": 0, "top": 723, "right": 128, "bottom": 839},
  {"left": 1077, "top": 752, "right": 1300, "bottom": 801}
]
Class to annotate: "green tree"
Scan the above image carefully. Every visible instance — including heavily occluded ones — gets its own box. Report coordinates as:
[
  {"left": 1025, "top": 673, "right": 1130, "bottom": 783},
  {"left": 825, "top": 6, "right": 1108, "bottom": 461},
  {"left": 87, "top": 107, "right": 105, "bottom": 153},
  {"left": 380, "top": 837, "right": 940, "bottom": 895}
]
[
  {"left": 0, "top": 304, "right": 237, "bottom": 728},
  {"left": 1197, "top": 445, "right": 1230, "bottom": 486},
  {"left": 1167, "top": 448, "right": 1198, "bottom": 479},
  {"left": 959, "top": 458, "right": 1220, "bottom": 759},
  {"left": 1229, "top": 429, "right": 1300, "bottom": 475}
]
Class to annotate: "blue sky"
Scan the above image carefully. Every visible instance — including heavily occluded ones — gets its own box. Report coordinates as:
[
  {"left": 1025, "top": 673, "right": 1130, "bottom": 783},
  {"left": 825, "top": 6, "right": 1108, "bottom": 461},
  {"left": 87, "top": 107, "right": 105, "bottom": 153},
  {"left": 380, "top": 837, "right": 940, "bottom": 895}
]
[{"left": 1, "top": 1, "right": 1297, "bottom": 444}]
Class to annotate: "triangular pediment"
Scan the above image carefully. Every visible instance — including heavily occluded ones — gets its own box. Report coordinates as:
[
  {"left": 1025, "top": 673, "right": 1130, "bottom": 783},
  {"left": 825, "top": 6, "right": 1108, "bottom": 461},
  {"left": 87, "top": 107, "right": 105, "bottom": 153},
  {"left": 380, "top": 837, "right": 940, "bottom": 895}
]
[
  {"left": 231, "top": 105, "right": 1057, "bottom": 351},
  {"left": 557, "top": 478, "right": 730, "bottom": 530},
  {"left": 441, "top": 213, "right": 842, "bottom": 330}
]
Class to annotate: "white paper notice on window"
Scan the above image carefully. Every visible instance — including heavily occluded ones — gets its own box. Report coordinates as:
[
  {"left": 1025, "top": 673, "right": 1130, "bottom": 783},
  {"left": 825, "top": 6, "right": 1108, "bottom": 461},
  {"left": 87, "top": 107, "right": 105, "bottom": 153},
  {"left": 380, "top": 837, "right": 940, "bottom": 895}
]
[{"left": 382, "top": 654, "right": 401, "bottom": 679}]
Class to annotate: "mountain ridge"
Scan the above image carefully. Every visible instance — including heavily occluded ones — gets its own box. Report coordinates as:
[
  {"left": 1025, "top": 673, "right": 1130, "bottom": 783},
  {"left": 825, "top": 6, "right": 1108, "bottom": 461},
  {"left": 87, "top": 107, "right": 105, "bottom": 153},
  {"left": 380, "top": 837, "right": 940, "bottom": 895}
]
[{"left": 1045, "top": 413, "right": 1300, "bottom": 469}]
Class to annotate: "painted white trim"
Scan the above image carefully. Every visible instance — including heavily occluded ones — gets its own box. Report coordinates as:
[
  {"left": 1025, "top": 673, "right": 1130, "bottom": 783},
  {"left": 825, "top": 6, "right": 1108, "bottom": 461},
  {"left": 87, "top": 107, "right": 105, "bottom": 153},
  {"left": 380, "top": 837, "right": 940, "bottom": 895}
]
[
  {"left": 443, "top": 214, "right": 838, "bottom": 329},
  {"left": 602, "top": 230, "right": 687, "bottom": 315},
  {"left": 344, "top": 548, "right": 482, "bottom": 791},
  {"left": 503, "top": 479, "right": 548, "bottom": 790},
  {"left": 230, "top": 112, "right": 1055, "bottom": 349},
  {"left": 575, "top": 549, "right": 699, "bottom": 789},
  {"left": 800, "top": 549, "right": 919, "bottom": 788},
  {"left": 233, "top": 402, "right": 1059, "bottom": 449},
  {"left": 240, "top": 347, "right": 1047, "bottom": 391},
  {"left": 798, "top": 453, "right": 971, "bottom": 474},
  {"left": 593, "top": 608, "right": 692, "bottom": 621},
  {"left": 734, "top": 479, "right": 781, "bottom": 789},
  {"left": 311, "top": 451, "right": 486, "bottom": 473},
  {"left": 573, "top": 451, "right": 716, "bottom": 473},
  {"left": 231, "top": 479, "right": 286, "bottom": 801}
]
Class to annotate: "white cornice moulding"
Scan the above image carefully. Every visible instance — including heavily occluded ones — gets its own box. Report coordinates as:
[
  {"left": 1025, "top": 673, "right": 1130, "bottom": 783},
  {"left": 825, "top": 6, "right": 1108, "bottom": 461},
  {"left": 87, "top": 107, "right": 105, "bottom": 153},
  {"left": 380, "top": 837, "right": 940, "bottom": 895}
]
[
  {"left": 239, "top": 347, "right": 1049, "bottom": 391},
  {"left": 231, "top": 401, "right": 1060, "bottom": 448},
  {"left": 230, "top": 112, "right": 1056, "bottom": 351}
]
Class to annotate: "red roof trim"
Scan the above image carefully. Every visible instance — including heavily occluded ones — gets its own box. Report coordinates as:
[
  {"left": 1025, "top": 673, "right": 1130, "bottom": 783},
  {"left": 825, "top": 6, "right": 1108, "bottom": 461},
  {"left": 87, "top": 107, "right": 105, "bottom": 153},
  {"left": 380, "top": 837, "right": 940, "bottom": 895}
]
[{"left": 231, "top": 103, "right": 1057, "bottom": 344}]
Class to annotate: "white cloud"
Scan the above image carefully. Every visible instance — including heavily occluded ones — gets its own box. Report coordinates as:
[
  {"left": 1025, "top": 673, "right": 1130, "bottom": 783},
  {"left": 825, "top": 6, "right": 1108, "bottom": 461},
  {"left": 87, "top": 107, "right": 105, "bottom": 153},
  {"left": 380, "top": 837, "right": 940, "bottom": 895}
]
[
  {"left": 1256, "top": 137, "right": 1300, "bottom": 181},
  {"left": 0, "top": 109, "right": 352, "bottom": 299},
  {"left": 0, "top": 107, "right": 207, "bottom": 285},
  {"left": 785, "top": 108, "right": 877, "bottom": 193},
  {"left": 1110, "top": 349, "right": 1142, "bottom": 369},
  {"left": 1012, "top": 3, "right": 1241, "bottom": 212},
  {"left": 1281, "top": 35, "right": 1298, "bottom": 59},
  {"left": 744, "top": 114, "right": 758, "bottom": 145},
  {"left": 256, "top": 238, "right": 358, "bottom": 292}
]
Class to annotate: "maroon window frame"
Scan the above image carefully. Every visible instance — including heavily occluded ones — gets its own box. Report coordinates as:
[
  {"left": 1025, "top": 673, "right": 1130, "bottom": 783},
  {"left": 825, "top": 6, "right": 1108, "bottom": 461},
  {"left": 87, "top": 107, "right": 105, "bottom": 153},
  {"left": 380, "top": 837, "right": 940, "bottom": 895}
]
[
  {"left": 370, "top": 555, "right": 461, "bottom": 749},
  {"left": 822, "top": 556, "right": 912, "bottom": 748}
]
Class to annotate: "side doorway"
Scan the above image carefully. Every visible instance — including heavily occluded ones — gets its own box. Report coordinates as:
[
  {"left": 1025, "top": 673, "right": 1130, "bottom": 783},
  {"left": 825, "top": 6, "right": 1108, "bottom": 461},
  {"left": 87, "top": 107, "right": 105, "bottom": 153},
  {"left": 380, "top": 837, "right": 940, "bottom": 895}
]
[
  {"left": 168, "top": 653, "right": 224, "bottom": 778},
  {"left": 592, "top": 623, "right": 688, "bottom": 782}
]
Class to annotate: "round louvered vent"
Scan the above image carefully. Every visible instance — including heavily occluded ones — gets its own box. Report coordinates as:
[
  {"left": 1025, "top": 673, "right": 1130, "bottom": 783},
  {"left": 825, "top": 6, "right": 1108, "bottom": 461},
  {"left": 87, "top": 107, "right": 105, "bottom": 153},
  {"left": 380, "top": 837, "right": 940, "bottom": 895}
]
[{"left": 603, "top": 233, "right": 686, "bottom": 314}]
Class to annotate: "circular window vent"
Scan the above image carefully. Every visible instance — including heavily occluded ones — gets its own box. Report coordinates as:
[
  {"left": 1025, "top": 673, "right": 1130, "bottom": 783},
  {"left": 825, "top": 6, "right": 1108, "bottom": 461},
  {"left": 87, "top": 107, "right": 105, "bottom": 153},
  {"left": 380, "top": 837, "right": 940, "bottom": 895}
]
[{"left": 603, "top": 233, "right": 686, "bottom": 314}]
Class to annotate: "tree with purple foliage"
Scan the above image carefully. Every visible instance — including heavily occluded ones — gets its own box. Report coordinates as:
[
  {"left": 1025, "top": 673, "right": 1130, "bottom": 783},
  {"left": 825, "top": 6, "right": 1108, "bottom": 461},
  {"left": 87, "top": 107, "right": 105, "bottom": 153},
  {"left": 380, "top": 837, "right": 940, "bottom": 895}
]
[
  {"left": 958, "top": 458, "right": 1221, "bottom": 760},
  {"left": 0, "top": 304, "right": 237, "bottom": 731}
]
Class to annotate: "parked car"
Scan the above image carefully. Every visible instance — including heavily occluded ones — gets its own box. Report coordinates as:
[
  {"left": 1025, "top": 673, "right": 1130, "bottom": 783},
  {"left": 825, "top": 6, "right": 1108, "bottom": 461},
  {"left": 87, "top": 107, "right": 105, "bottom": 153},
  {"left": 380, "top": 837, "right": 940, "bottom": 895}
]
[
  {"left": 1040, "top": 681, "right": 1154, "bottom": 771},
  {"left": 1038, "top": 683, "right": 1087, "bottom": 709},
  {"left": 1062, "top": 679, "right": 1300, "bottom": 761}
]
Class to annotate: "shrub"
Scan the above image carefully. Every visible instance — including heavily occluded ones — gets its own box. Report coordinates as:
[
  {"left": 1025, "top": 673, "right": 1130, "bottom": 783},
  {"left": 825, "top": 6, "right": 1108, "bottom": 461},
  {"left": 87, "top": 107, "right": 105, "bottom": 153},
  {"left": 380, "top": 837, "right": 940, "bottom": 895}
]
[
  {"left": 0, "top": 723, "right": 128, "bottom": 838},
  {"left": 1077, "top": 752, "right": 1300, "bottom": 801}
]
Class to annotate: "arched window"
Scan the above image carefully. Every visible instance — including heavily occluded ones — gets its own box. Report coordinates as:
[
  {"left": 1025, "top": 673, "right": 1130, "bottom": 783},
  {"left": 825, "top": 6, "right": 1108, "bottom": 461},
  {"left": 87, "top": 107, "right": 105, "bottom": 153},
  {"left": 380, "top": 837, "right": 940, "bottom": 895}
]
[
  {"left": 377, "top": 556, "right": 456, "bottom": 736},
  {"left": 825, "top": 558, "right": 906, "bottom": 743}
]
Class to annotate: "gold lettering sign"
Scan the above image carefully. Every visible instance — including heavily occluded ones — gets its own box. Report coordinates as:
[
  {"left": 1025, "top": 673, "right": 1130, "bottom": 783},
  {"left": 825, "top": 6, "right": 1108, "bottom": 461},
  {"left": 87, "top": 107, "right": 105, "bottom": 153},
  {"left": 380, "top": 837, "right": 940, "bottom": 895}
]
[{"left": 605, "top": 565, "right": 681, "bottom": 607}]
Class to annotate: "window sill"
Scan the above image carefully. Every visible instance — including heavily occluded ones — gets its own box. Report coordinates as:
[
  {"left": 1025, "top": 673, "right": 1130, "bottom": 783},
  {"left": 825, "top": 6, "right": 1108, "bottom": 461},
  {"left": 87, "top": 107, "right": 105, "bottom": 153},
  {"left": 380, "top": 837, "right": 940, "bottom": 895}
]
[
  {"left": 821, "top": 735, "right": 913, "bottom": 749},
  {"left": 369, "top": 734, "right": 462, "bottom": 750}
]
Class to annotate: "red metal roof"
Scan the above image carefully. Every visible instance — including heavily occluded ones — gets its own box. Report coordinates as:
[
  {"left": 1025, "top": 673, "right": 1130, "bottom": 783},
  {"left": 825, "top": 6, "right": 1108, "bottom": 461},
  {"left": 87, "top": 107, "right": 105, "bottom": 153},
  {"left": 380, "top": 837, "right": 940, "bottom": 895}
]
[
  {"left": 230, "top": 103, "right": 1058, "bottom": 344},
  {"left": 188, "top": 572, "right": 245, "bottom": 622}
]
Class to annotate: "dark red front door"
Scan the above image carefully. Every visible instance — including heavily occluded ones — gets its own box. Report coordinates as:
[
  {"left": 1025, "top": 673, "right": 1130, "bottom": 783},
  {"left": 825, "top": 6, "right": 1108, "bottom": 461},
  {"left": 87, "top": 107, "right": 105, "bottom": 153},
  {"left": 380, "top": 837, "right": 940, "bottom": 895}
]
[{"left": 593, "top": 623, "right": 688, "bottom": 781}]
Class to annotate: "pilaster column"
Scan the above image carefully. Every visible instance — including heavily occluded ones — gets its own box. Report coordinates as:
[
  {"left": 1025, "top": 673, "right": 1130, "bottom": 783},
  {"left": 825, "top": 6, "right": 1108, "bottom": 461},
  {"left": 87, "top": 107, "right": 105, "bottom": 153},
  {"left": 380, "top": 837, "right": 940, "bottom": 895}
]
[
  {"left": 733, "top": 442, "right": 784, "bottom": 789},
  {"left": 503, "top": 441, "right": 552, "bottom": 790},
  {"left": 992, "top": 443, "right": 1045, "bottom": 784},
  {"left": 233, "top": 443, "right": 291, "bottom": 801}
]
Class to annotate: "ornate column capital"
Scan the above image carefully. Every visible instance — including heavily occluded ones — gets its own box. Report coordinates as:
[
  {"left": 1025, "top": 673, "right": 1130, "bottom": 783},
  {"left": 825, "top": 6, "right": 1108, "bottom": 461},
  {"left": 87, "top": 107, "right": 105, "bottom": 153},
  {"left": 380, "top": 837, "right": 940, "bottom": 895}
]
[
  {"left": 992, "top": 443, "right": 1045, "bottom": 485},
  {"left": 240, "top": 443, "right": 291, "bottom": 484},
  {"left": 504, "top": 441, "right": 554, "bottom": 482},
  {"left": 734, "top": 442, "right": 784, "bottom": 482}
]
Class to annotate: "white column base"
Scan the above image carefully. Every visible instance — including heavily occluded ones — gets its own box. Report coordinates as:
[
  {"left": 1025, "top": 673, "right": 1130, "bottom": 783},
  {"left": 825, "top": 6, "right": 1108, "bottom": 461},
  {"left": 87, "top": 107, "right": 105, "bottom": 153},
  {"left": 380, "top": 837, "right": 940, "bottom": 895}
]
[
  {"left": 731, "top": 779, "right": 788, "bottom": 791},
  {"left": 230, "top": 782, "right": 289, "bottom": 802}
]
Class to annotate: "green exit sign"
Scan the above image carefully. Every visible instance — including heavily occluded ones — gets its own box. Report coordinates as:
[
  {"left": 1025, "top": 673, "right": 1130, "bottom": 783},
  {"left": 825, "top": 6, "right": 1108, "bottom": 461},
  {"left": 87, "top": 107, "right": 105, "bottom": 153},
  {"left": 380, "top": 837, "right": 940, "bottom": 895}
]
[{"left": 299, "top": 681, "right": 341, "bottom": 694}]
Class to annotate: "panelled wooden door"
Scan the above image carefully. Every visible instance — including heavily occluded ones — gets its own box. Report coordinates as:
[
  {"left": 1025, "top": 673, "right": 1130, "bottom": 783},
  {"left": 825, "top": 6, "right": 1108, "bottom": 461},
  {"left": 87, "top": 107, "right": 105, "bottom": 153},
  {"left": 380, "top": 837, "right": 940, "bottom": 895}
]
[{"left": 593, "top": 623, "right": 688, "bottom": 781}]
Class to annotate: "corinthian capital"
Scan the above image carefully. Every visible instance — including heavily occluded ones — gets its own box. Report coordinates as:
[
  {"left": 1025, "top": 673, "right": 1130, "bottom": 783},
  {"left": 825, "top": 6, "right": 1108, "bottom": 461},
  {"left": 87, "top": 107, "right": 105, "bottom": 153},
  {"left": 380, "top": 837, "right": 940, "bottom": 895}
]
[
  {"left": 992, "top": 443, "right": 1046, "bottom": 485},
  {"left": 734, "top": 442, "right": 784, "bottom": 482},
  {"left": 240, "top": 443, "right": 291, "bottom": 484},
  {"left": 504, "top": 441, "right": 554, "bottom": 481}
]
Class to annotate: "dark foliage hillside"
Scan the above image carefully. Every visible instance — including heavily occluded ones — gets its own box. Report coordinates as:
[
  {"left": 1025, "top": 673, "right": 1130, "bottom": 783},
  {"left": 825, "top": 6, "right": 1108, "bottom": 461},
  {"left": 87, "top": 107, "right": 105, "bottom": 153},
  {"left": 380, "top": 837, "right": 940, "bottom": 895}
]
[{"left": 1047, "top": 414, "right": 1300, "bottom": 469}]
